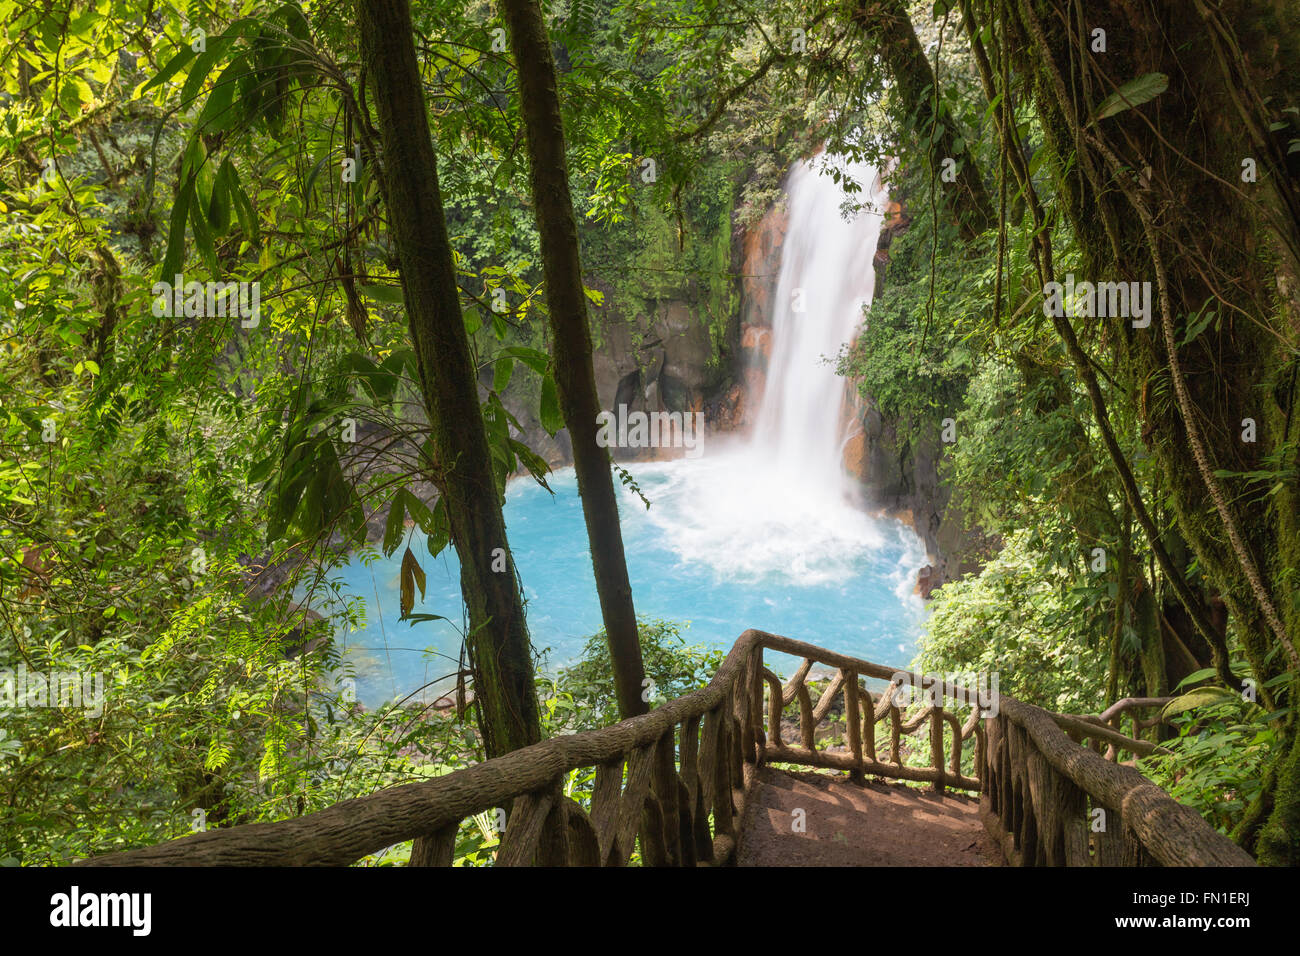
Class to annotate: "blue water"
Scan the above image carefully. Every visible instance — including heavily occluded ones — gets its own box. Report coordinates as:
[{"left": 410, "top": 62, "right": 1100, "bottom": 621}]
[{"left": 303, "top": 447, "right": 927, "bottom": 709}]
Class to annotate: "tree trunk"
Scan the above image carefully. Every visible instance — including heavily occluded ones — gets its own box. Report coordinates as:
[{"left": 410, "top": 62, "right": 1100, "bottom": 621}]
[
  {"left": 500, "top": 0, "right": 649, "bottom": 719},
  {"left": 851, "top": 0, "right": 994, "bottom": 240},
  {"left": 993, "top": 0, "right": 1300, "bottom": 860},
  {"left": 358, "top": 0, "right": 541, "bottom": 756}
]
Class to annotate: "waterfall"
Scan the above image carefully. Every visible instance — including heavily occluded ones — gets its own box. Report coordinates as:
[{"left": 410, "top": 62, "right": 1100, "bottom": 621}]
[
  {"left": 323, "top": 152, "right": 922, "bottom": 707},
  {"left": 615, "top": 153, "right": 912, "bottom": 589},
  {"left": 750, "top": 155, "right": 885, "bottom": 499}
]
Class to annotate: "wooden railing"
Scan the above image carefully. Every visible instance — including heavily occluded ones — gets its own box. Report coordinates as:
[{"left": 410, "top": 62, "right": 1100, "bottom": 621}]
[
  {"left": 981, "top": 697, "right": 1253, "bottom": 866},
  {"left": 1070, "top": 697, "right": 1173, "bottom": 762},
  {"left": 755, "top": 635, "right": 986, "bottom": 792},
  {"left": 84, "top": 628, "right": 773, "bottom": 866},
  {"left": 80, "top": 629, "right": 1254, "bottom": 867}
]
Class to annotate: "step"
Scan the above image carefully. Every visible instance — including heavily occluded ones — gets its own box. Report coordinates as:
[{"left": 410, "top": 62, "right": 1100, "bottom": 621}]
[{"left": 735, "top": 766, "right": 1001, "bottom": 866}]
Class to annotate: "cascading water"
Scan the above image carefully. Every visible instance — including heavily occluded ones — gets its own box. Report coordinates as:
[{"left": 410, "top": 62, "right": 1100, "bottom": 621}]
[
  {"left": 630, "top": 154, "right": 897, "bottom": 586},
  {"left": 315, "top": 153, "right": 925, "bottom": 706},
  {"left": 750, "top": 155, "right": 885, "bottom": 498}
]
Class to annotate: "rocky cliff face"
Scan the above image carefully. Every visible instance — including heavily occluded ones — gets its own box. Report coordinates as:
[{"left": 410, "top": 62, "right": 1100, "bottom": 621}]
[
  {"left": 499, "top": 289, "right": 744, "bottom": 466},
  {"left": 503, "top": 198, "right": 755, "bottom": 466},
  {"left": 847, "top": 400, "right": 979, "bottom": 597},
  {"left": 840, "top": 194, "right": 987, "bottom": 596},
  {"left": 732, "top": 196, "right": 787, "bottom": 430}
]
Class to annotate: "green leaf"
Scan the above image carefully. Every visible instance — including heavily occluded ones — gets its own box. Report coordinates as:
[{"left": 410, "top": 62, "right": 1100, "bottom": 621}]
[
  {"left": 427, "top": 497, "right": 450, "bottom": 558},
  {"left": 58, "top": 75, "right": 92, "bottom": 114},
  {"left": 182, "top": 136, "right": 216, "bottom": 210},
  {"left": 160, "top": 177, "right": 194, "bottom": 277},
  {"left": 539, "top": 372, "right": 563, "bottom": 436},
  {"left": 141, "top": 46, "right": 197, "bottom": 94},
  {"left": 179, "top": 37, "right": 233, "bottom": 110},
  {"left": 509, "top": 437, "right": 552, "bottom": 491},
  {"left": 303, "top": 151, "right": 330, "bottom": 206},
  {"left": 276, "top": 2, "right": 311, "bottom": 42},
  {"left": 248, "top": 453, "right": 276, "bottom": 484},
  {"left": 225, "top": 162, "right": 259, "bottom": 243},
  {"left": 399, "top": 546, "right": 426, "bottom": 619},
  {"left": 343, "top": 352, "right": 396, "bottom": 403},
  {"left": 1027, "top": 147, "right": 1046, "bottom": 178},
  {"left": 1160, "top": 686, "right": 1237, "bottom": 721},
  {"left": 1091, "top": 72, "right": 1169, "bottom": 123},
  {"left": 403, "top": 613, "right": 448, "bottom": 625},
  {"left": 382, "top": 349, "right": 417, "bottom": 378},
  {"left": 188, "top": 186, "right": 218, "bottom": 275},
  {"left": 195, "top": 56, "right": 243, "bottom": 133},
  {"left": 493, "top": 357, "right": 514, "bottom": 393},
  {"left": 208, "top": 158, "right": 235, "bottom": 236},
  {"left": 1181, "top": 306, "right": 1216, "bottom": 346},
  {"left": 403, "top": 493, "right": 436, "bottom": 534},
  {"left": 1175, "top": 667, "right": 1220, "bottom": 690},
  {"left": 382, "top": 490, "right": 407, "bottom": 555},
  {"left": 499, "top": 346, "right": 549, "bottom": 375},
  {"left": 358, "top": 283, "right": 405, "bottom": 305}
]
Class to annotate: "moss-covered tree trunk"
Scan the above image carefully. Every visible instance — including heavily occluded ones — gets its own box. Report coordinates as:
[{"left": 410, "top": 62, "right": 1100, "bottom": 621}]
[
  {"left": 992, "top": 0, "right": 1300, "bottom": 861},
  {"left": 358, "top": 0, "right": 541, "bottom": 757},
  {"left": 500, "top": 0, "right": 648, "bottom": 719},
  {"left": 851, "top": 0, "right": 993, "bottom": 239}
]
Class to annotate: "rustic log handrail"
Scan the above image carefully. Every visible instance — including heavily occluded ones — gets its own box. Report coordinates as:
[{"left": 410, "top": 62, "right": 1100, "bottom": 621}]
[
  {"left": 1050, "top": 710, "right": 1172, "bottom": 759},
  {"left": 1044, "top": 696, "right": 1176, "bottom": 762},
  {"left": 754, "top": 633, "right": 984, "bottom": 792},
  {"left": 83, "top": 628, "right": 768, "bottom": 866},
  {"left": 981, "top": 696, "right": 1253, "bottom": 866},
  {"left": 79, "top": 629, "right": 1252, "bottom": 867}
]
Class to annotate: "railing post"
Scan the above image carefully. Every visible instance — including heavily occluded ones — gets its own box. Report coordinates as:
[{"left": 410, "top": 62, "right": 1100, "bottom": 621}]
[
  {"left": 1091, "top": 802, "right": 1126, "bottom": 866},
  {"left": 999, "top": 713, "right": 1014, "bottom": 836},
  {"left": 844, "top": 670, "right": 863, "bottom": 783},
  {"left": 797, "top": 681, "right": 815, "bottom": 751},
  {"left": 929, "top": 706, "right": 946, "bottom": 794},
  {"left": 589, "top": 757, "right": 625, "bottom": 865},
  {"left": 764, "top": 670, "right": 783, "bottom": 746},
  {"left": 497, "top": 789, "right": 557, "bottom": 866},
  {"left": 862, "top": 688, "right": 878, "bottom": 764},
  {"left": 537, "top": 778, "right": 571, "bottom": 866},
  {"left": 751, "top": 645, "right": 766, "bottom": 762},
  {"left": 726, "top": 679, "right": 745, "bottom": 792},
  {"left": 651, "top": 730, "right": 682, "bottom": 866},
  {"left": 889, "top": 702, "right": 903, "bottom": 765},
  {"left": 704, "top": 704, "right": 734, "bottom": 839},
  {"left": 409, "top": 822, "right": 458, "bottom": 866},
  {"left": 1107, "top": 713, "right": 1123, "bottom": 762},
  {"left": 613, "top": 745, "right": 661, "bottom": 866},
  {"left": 679, "top": 714, "right": 712, "bottom": 863}
]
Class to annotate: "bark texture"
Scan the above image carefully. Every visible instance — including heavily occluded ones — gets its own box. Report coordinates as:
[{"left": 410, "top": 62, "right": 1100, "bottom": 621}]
[
  {"left": 358, "top": 0, "right": 540, "bottom": 757},
  {"left": 501, "top": 0, "right": 648, "bottom": 719},
  {"left": 993, "top": 0, "right": 1300, "bottom": 861},
  {"left": 852, "top": 0, "right": 994, "bottom": 239}
]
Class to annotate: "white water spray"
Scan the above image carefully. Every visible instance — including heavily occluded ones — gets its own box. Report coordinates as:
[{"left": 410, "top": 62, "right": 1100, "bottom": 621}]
[
  {"left": 751, "top": 155, "right": 886, "bottom": 498},
  {"left": 625, "top": 154, "right": 922, "bottom": 590}
]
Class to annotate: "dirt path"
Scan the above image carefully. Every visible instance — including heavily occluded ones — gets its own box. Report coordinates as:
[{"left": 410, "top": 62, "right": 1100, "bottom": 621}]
[{"left": 735, "top": 766, "right": 1001, "bottom": 866}]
